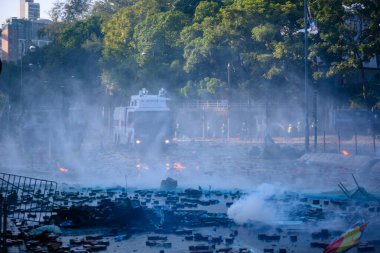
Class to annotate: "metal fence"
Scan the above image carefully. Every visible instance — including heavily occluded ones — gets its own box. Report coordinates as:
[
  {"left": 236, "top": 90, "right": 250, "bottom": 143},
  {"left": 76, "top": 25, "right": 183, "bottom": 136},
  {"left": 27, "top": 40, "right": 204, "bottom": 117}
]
[
  {"left": 308, "top": 131, "right": 378, "bottom": 156},
  {"left": 254, "top": 130, "right": 379, "bottom": 156},
  {"left": 0, "top": 172, "right": 57, "bottom": 223}
]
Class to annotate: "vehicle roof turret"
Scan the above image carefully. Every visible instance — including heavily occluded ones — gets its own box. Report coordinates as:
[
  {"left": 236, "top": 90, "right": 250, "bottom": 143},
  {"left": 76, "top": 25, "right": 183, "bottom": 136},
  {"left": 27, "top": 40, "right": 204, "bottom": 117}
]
[{"left": 128, "top": 88, "right": 170, "bottom": 112}]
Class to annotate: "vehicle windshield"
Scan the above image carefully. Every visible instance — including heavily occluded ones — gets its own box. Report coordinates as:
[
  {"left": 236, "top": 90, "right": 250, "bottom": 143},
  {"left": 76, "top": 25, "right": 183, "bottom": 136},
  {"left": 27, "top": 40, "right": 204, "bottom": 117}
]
[{"left": 130, "top": 111, "right": 172, "bottom": 137}]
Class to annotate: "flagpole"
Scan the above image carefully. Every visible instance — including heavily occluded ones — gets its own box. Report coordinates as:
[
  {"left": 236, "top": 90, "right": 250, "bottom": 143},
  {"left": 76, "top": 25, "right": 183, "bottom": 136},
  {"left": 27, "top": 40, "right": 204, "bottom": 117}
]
[{"left": 304, "top": 0, "right": 310, "bottom": 152}]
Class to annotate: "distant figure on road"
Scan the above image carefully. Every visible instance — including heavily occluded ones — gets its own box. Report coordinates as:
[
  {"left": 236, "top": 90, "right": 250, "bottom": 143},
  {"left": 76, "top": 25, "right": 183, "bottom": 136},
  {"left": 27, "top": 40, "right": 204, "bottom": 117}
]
[
  {"left": 206, "top": 122, "right": 211, "bottom": 138},
  {"left": 296, "top": 121, "right": 301, "bottom": 136},
  {"left": 175, "top": 122, "right": 180, "bottom": 139},
  {"left": 287, "top": 123, "right": 293, "bottom": 138},
  {"left": 241, "top": 122, "right": 248, "bottom": 140},
  {"left": 221, "top": 123, "right": 225, "bottom": 138}
]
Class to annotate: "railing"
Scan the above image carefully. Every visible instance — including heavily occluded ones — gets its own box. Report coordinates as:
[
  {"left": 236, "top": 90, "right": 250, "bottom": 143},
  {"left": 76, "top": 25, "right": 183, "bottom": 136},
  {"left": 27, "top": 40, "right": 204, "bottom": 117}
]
[
  {"left": 182, "top": 100, "right": 229, "bottom": 109},
  {"left": 0, "top": 173, "right": 57, "bottom": 223},
  {"left": 181, "top": 100, "right": 267, "bottom": 110}
]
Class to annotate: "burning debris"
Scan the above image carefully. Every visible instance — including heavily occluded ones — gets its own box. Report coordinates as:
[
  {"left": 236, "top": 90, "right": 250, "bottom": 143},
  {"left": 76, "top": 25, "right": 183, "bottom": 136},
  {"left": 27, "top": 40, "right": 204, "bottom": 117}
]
[
  {"left": 59, "top": 167, "right": 69, "bottom": 173},
  {"left": 340, "top": 149, "right": 350, "bottom": 156},
  {"left": 173, "top": 162, "right": 186, "bottom": 170}
]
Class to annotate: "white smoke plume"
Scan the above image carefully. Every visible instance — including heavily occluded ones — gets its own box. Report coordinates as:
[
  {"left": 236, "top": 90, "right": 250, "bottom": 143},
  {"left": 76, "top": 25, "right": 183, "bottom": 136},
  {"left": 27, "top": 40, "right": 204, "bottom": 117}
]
[{"left": 227, "top": 184, "right": 285, "bottom": 225}]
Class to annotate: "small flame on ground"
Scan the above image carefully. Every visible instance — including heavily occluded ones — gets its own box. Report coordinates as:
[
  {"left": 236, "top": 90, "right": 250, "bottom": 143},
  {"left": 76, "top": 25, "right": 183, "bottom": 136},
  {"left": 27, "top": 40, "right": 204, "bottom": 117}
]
[
  {"left": 59, "top": 167, "right": 68, "bottom": 173},
  {"left": 340, "top": 149, "right": 350, "bottom": 156},
  {"left": 173, "top": 162, "right": 186, "bottom": 170}
]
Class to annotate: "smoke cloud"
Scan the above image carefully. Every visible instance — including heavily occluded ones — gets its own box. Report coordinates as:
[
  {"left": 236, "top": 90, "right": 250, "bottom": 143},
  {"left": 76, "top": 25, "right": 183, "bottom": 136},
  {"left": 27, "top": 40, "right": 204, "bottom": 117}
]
[{"left": 227, "top": 184, "right": 284, "bottom": 225}]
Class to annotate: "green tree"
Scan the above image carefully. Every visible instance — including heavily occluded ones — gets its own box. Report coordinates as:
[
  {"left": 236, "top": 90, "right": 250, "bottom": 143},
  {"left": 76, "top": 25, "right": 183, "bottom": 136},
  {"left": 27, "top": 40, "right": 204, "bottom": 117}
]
[
  {"left": 310, "top": 0, "right": 380, "bottom": 107},
  {"left": 91, "top": 0, "right": 135, "bottom": 17},
  {"left": 180, "top": 0, "right": 304, "bottom": 101},
  {"left": 101, "top": 0, "right": 190, "bottom": 95},
  {"left": 21, "top": 15, "right": 104, "bottom": 108},
  {"left": 49, "top": 0, "right": 92, "bottom": 22},
  {"left": 198, "top": 77, "right": 227, "bottom": 97}
]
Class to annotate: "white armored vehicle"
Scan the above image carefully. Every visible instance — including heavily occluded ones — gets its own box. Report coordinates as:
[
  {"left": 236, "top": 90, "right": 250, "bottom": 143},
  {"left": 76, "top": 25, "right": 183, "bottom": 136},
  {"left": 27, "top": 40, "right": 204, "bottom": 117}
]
[{"left": 113, "top": 88, "right": 173, "bottom": 148}]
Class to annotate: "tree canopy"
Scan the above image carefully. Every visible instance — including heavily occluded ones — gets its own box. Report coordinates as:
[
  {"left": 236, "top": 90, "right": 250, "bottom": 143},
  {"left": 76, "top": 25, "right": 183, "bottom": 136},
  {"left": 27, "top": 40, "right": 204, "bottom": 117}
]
[{"left": 1, "top": 0, "right": 380, "bottom": 111}]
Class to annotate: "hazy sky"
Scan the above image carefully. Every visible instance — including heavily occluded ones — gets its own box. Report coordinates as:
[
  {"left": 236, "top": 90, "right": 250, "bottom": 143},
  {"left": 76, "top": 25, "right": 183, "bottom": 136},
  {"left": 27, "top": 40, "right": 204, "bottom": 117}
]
[{"left": 0, "top": 0, "right": 55, "bottom": 25}]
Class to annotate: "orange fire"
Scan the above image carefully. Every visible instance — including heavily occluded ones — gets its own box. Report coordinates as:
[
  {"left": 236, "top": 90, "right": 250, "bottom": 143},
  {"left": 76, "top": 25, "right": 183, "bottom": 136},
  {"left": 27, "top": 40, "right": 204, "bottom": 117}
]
[
  {"left": 340, "top": 149, "right": 350, "bottom": 156},
  {"left": 173, "top": 162, "right": 186, "bottom": 170},
  {"left": 59, "top": 167, "right": 69, "bottom": 173}
]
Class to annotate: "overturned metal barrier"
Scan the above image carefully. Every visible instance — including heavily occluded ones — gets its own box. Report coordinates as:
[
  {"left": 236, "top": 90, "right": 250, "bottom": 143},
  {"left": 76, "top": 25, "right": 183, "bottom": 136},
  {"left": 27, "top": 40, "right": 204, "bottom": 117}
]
[
  {"left": 0, "top": 172, "right": 57, "bottom": 223},
  {"left": 338, "top": 174, "right": 378, "bottom": 201}
]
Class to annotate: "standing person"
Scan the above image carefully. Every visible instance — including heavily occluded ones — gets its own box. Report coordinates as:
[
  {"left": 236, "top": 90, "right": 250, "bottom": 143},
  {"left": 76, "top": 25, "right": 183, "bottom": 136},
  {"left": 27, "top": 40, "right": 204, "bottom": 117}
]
[
  {"left": 241, "top": 122, "right": 248, "bottom": 140},
  {"left": 287, "top": 123, "right": 293, "bottom": 139},
  {"left": 221, "top": 123, "right": 225, "bottom": 138},
  {"left": 175, "top": 122, "right": 180, "bottom": 139},
  {"left": 296, "top": 121, "right": 301, "bottom": 137}
]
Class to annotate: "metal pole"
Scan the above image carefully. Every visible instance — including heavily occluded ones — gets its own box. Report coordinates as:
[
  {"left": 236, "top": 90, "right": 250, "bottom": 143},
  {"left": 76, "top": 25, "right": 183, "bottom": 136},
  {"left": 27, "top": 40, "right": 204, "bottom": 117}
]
[
  {"left": 2, "top": 200, "right": 7, "bottom": 253},
  {"left": 304, "top": 0, "right": 310, "bottom": 152},
  {"left": 373, "top": 133, "right": 376, "bottom": 155},
  {"left": 108, "top": 96, "right": 112, "bottom": 134},
  {"left": 125, "top": 175, "right": 128, "bottom": 193},
  {"left": 0, "top": 195, "right": 2, "bottom": 240},
  {"left": 20, "top": 41, "right": 24, "bottom": 115},
  {"left": 338, "top": 131, "right": 341, "bottom": 152},
  {"left": 227, "top": 63, "right": 230, "bottom": 89},
  {"left": 355, "top": 132, "right": 358, "bottom": 155},
  {"left": 227, "top": 106, "right": 230, "bottom": 140},
  {"left": 314, "top": 89, "right": 317, "bottom": 152},
  {"left": 48, "top": 126, "right": 52, "bottom": 162},
  {"left": 202, "top": 108, "right": 205, "bottom": 139},
  {"left": 265, "top": 102, "right": 269, "bottom": 136}
]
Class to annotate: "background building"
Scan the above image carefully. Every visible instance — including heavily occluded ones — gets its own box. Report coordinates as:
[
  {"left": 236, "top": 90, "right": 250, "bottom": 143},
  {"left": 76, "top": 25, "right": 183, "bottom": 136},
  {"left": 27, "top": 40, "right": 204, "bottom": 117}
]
[
  {"left": 0, "top": 29, "right": 2, "bottom": 59},
  {"left": 1, "top": 18, "right": 51, "bottom": 62},
  {"left": 0, "top": 0, "right": 49, "bottom": 62},
  {"left": 25, "top": 2, "right": 41, "bottom": 20},
  {"left": 20, "top": 0, "right": 40, "bottom": 20}
]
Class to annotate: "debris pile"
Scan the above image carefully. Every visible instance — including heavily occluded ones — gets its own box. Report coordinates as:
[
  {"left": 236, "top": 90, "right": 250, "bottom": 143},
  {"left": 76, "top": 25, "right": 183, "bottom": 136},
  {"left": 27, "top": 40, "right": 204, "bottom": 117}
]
[
  {"left": 160, "top": 177, "right": 178, "bottom": 190},
  {"left": 3, "top": 183, "right": 380, "bottom": 253}
]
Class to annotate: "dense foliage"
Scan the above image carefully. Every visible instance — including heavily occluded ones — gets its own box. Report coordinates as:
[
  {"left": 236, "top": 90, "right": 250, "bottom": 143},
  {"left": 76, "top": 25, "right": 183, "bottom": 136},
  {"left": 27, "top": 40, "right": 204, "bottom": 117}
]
[{"left": 0, "top": 0, "right": 379, "bottom": 111}]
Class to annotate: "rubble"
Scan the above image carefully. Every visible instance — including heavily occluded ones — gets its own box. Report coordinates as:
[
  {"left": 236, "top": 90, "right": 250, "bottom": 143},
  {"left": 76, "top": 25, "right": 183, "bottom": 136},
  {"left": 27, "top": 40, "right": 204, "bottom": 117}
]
[
  {"left": 258, "top": 234, "right": 280, "bottom": 241},
  {"left": 259, "top": 134, "right": 303, "bottom": 159},
  {"left": 114, "top": 234, "right": 131, "bottom": 241},
  {"left": 311, "top": 229, "right": 331, "bottom": 240},
  {"left": 160, "top": 177, "right": 178, "bottom": 190},
  {"left": 358, "top": 243, "right": 376, "bottom": 252},
  {"left": 2, "top": 183, "right": 380, "bottom": 253},
  {"left": 184, "top": 188, "right": 203, "bottom": 198},
  {"left": 310, "top": 242, "right": 329, "bottom": 248}
]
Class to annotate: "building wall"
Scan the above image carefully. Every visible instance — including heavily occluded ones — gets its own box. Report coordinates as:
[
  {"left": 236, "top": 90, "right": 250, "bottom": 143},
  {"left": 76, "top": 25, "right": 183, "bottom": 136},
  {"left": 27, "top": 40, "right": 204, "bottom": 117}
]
[
  {"left": 0, "top": 31, "right": 2, "bottom": 59},
  {"left": 1, "top": 24, "right": 12, "bottom": 62},
  {"left": 1, "top": 18, "right": 51, "bottom": 62},
  {"left": 20, "top": 0, "right": 33, "bottom": 19}
]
